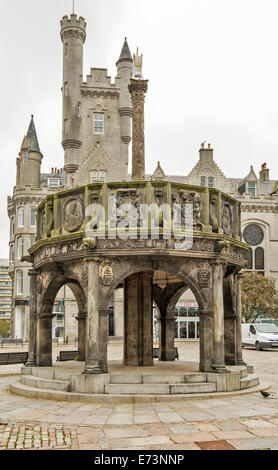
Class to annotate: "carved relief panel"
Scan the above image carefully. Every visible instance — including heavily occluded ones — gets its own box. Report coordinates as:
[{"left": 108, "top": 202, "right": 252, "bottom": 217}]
[{"left": 62, "top": 196, "right": 85, "bottom": 233}]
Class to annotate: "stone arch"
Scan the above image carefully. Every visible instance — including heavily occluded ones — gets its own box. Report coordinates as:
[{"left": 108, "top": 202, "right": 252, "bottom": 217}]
[
  {"left": 36, "top": 271, "right": 87, "bottom": 366},
  {"left": 99, "top": 258, "right": 207, "bottom": 312},
  {"left": 39, "top": 272, "right": 86, "bottom": 314},
  {"left": 166, "top": 285, "right": 190, "bottom": 316}
]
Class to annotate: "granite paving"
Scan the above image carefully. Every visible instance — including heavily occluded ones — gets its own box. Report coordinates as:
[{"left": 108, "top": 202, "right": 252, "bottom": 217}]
[{"left": 0, "top": 341, "right": 278, "bottom": 450}]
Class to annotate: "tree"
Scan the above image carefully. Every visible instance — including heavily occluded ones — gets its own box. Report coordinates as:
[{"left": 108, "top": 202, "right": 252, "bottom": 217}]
[
  {"left": 0, "top": 320, "right": 11, "bottom": 338},
  {"left": 241, "top": 271, "right": 278, "bottom": 323}
]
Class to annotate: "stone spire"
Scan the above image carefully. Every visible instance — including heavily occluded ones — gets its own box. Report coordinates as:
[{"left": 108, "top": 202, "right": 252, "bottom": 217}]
[
  {"left": 117, "top": 38, "right": 133, "bottom": 64},
  {"left": 152, "top": 161, "right": 166, "bottom": 180},
  {"left": 17, "top": 115, "right": 43, "bottom": 188},
  {"left": 25, "top": 115, "right": 41, "bottom": 153}
]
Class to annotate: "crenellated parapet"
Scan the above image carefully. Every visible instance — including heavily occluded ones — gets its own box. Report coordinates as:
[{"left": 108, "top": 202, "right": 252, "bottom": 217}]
[{"left": 60, "top": 14, "right": 87, "bottom": 43}]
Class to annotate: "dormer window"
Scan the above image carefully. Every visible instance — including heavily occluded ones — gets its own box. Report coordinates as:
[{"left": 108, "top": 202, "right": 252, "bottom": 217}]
[
  {"left": 247, "top": 182, "right": 256, "bottom": 197},
  {"left": 93, "top": 114, "right": 104, "bottom": 134}
]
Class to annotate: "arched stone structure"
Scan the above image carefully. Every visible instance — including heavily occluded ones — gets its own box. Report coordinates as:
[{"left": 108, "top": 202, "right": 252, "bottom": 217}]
[{"left": 25, "top": 181, "right": 248, "bottom": 382}]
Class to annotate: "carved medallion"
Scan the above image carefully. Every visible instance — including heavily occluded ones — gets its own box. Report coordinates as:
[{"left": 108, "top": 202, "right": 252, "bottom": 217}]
[
  {"left": 99, "top": 262, "right": 114, "bottom": 286},
  {"left": 198, "top": 264, "right": 211, "bottom": 288},
  {"left": 63, "top": 198, "right": 84, "bottom": 233}
]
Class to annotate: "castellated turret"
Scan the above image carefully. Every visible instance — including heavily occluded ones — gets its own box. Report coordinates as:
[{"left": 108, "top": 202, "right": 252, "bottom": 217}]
[
  {"left": 16, "top": 115, "right": 43, "bottom": 188},
  {"left": 60, "top": 14, "right": 87, "bottom": 184}
]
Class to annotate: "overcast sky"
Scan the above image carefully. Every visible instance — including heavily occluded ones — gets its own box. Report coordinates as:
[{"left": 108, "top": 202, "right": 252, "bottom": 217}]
[{"left": 1, "top": 0, "right": 278, "bottom": 258}]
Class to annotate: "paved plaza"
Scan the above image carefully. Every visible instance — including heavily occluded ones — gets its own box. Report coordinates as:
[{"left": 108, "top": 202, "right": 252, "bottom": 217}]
[{"left": 1, "top": 341, "right": 278, "bottom": 450}]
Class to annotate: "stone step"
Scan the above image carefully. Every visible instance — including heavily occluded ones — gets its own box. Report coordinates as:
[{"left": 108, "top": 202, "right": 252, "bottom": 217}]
[
  {"left": 109, "top": 374, "right": 186, "bottom": 384},
  {"left": 170, "top": 383, "right": 217, "bottom": 394},
  {"left": 106, "top": 383, "right": 171, "bottom": 395},
  {"left": 240, "top": 375, "right": 260, "bottom": 390},
  {"left": 10, "top": 380, "right": 268, "bottom": 404},
  {"left": 184, "top": 373, "right": 207, "bottom": 383},
  {"left": 105, "top": 382, "right": 215, "bottom": 395},
  {"left": 21, "top": 375, "right": 70, "bottom": 392},
  {"left": 23, "top": 367, "right": 74, "bottom": 382}
]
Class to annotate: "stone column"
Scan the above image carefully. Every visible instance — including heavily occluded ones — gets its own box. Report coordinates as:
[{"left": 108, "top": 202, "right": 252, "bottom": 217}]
[
  {"left": 99, "top": 309, "right": 109, "bottom": 373},
  {"left": 235, "top": 272, "right": 246, "bottom": 365},
  {"left": 83, "top": 258, "right": 104, "bottom": 374},
  {"left": 128, "top": 79, "right": 148, "bottom": 181},
  {"left": 159, "top": 314, "right": 176, "bottom": 361},
  {"left": 199, "top": 310, "right": 214, "bottom": 372},
  {"left": 36, "top": 312, "right": 55, "bottom": 367},
  {"left": 212, "top": 261, "right": 228, "bottom": 372},
  {"left": 224, "top": 274, "right": 237, "bottom": 365},
  {"left": 76, "top": 311, "right": 86, "bottom": 361},
  {"left": 224, "top": 316, "right": 237, "bottom": 365},
  {"left": 124, "top": 271, "right": 153, "bottom": 366},
  {"left": 25, "top": 269, "right": 37, "bottom": 367}
]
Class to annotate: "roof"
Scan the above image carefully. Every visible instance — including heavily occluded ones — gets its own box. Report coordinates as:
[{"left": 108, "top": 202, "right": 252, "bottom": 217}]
[
  {"left": 117, "top": 38, "right": 133, "bottom": 63},
  {"left": 23, "top": 115, "right": 41, "bottom": 154}
]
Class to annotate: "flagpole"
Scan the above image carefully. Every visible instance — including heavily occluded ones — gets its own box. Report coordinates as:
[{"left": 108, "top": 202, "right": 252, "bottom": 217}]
[{"left": 72, "top": 0, "right": 75, "bottom": 14}]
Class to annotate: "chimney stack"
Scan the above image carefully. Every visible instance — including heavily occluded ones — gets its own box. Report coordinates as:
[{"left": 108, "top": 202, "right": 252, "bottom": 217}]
[
  {"left": 199, "top": 143, "right": 213, "bottom": 165},
  {"left": 259, "top": 163, "right": 269, "bottom": 182}
]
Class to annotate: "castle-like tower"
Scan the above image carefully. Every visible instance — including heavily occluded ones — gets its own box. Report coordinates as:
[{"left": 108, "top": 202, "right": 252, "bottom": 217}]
[
  {"left": 60, "top": 14, "right": 134, "bottom": 187},
  {"left": 7, "top": 10, "right": 137, "bottom": 340}
]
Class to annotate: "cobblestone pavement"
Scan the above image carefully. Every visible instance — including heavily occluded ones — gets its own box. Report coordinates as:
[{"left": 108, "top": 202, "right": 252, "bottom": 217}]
[{"left": 1, "top": 341, "right": 278, "bottom": 450}]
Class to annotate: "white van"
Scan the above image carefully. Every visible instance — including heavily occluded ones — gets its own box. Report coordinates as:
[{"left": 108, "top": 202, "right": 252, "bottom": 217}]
[{"left": 242, "top": 323, "right": 278, "bottom": 350}]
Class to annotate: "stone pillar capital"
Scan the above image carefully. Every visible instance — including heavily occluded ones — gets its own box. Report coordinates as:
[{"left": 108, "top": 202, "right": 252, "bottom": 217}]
[{"left": 128, "top": 78, "right": 149, "bottom": 97}]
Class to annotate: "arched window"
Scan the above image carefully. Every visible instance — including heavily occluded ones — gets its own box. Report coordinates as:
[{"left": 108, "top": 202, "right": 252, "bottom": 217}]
[
  {"left": 18, "top": 207, "right": 24, "bottom": 227},
  {"left": 17, "top": 238, "right": 24, "bottom": 260},
  {"left": 10, "top": 244, "right": 14, "bottom": 264},
  {"left": 255, "top": 247, "right": 264, "bottom": 270},
  {"left": 10, "top": 216, "right": 15, "bottom": 237},
  {"left": 16, "top": 270, "right": 23, "bottom": 295},
  {"left": 246, "top": 248, "right": 253, "bottom": 269},
  {"left": 30, "top": 207, "right": 36, "bottom": 227}
]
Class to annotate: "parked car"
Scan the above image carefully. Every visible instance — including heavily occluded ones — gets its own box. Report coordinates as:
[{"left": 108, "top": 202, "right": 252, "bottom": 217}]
[{"left": 242, "top": 323, "right": 278, "bottom": 350}]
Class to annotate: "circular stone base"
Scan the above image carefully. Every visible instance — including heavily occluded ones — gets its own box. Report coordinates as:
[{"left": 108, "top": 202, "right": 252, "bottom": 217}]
[
  {"left": 10, "top": 380, "right": 269, "bottom": 404},
  {"left": 9, "top": 360, "right": 264, "bottom": 404}
]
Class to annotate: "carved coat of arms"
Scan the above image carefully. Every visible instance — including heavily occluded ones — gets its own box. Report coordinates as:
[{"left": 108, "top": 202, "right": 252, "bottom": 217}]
[
  {"left": 99, "top": 262, "right": 114, "bottom": 286},
  {"left": 198, "top": 263, "right": 211, "bottom": 288}
]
